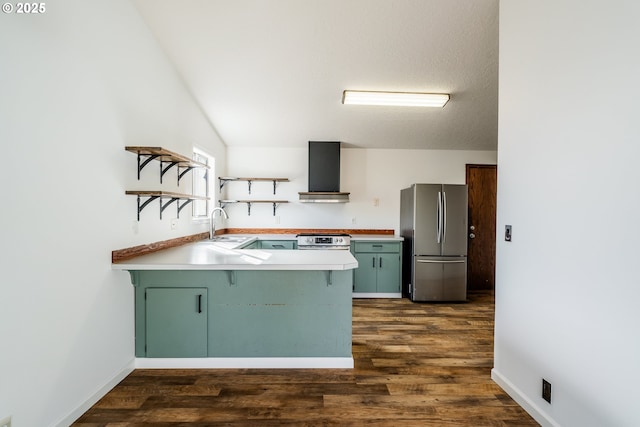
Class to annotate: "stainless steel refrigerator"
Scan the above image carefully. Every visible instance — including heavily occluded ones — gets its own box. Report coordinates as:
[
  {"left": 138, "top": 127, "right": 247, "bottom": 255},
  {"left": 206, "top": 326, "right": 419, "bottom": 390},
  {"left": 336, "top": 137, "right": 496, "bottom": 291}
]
[{"left": 400, "top": 184, "right": 468, "bottom": 302}]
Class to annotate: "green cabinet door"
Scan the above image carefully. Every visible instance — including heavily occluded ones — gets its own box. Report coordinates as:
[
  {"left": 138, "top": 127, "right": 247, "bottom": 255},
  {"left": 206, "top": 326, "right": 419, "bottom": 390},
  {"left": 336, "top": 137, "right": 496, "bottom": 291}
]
[
  {"left": 145, "top": 287, "right": 208, "bottom": 357},
  {"left": 353, "top": 253, "right": 378, "bottom": 292},
  {"left": 352, "top": 241, "right": 402, "bottom": 293},
  {"left": 376, "top": 253, "right": 401, "bottom": 292}
]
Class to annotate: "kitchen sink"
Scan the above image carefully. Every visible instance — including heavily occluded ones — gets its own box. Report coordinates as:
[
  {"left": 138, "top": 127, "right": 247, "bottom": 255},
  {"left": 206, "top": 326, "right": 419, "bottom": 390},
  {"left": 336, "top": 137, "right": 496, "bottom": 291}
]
[{"left": 209, "top": 236, "right": 252, "bottom": 243}]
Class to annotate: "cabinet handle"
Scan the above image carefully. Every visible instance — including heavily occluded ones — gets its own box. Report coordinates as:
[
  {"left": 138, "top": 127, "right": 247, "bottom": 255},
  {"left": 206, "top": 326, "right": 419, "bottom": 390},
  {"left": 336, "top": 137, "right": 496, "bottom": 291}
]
[
  {"left": 372, "top": 244, "right": 383, "bottom": 248},
  {"left": 197, "top": 294, "right": 202, "bottom": 313},
  {"left": 380, "top": 257, "right": 382, "bottom": 268},
  {"left": 372, "top": 257, "right": 375, "bottom": 268},
  {"left": 274, "top": 244, "right": 284, "bottom": 249}
]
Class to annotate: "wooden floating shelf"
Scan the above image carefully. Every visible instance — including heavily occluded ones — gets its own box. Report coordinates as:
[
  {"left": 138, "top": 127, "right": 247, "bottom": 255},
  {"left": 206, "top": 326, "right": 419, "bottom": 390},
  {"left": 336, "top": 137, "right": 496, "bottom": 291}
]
[
  {"left": 126, "top": 146, "right": 209, "bottom": 185},
  {"left": 219, "top": 199, "right": 289, "bottom": 216},
  {"left": 126, "top": 190, "right": 210, "bottom": 221},
  {"left": 218, "top": 177, "right": 289, "bottom": 194}
]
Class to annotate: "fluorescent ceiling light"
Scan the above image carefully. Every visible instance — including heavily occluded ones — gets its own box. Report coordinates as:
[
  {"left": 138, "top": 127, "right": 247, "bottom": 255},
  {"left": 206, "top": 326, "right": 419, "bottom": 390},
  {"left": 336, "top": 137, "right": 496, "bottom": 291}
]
[{"left": 342, "top": 90, "right": 450, "bottom": 107}]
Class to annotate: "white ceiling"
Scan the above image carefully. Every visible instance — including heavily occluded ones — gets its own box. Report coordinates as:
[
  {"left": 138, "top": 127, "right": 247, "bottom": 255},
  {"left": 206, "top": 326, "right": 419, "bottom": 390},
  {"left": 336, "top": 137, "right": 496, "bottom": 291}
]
[{"left": 134, "top": 0, "right": 498, "bottom": 150}]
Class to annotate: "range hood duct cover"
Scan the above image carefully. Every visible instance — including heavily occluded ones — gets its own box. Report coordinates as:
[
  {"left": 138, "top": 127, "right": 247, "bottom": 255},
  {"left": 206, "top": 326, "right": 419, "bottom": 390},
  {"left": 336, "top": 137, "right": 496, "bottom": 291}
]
[{"left": 299, "top": 141, "right": 350, "bottom": 203}]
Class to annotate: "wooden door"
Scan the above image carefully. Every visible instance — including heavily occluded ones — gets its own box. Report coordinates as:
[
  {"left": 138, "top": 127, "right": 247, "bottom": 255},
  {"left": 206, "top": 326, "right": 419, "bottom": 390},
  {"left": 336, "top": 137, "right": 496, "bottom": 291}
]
[{"left": 466, "top": 165, "right": 497, "bottom": 290}]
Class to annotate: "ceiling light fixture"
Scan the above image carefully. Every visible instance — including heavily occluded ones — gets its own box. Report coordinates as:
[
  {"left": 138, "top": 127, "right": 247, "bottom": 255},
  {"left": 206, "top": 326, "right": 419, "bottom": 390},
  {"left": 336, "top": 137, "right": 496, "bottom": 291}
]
[{"left": 342, "top": 90, "right": 450, "bottom": 108}]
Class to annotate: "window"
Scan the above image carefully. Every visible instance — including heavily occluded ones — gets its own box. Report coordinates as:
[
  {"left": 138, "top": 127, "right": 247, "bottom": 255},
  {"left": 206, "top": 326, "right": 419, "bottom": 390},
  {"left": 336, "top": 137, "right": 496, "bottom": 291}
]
[{"left": 192, "top": 148, "right": 214, "bottom": 219}]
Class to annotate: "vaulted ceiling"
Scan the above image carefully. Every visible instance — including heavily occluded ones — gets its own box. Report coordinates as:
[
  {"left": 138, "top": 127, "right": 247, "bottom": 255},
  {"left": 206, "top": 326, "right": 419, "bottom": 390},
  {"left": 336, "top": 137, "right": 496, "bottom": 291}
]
[{"left": 134, "top": 0, "right": 498, "bottom": 150}]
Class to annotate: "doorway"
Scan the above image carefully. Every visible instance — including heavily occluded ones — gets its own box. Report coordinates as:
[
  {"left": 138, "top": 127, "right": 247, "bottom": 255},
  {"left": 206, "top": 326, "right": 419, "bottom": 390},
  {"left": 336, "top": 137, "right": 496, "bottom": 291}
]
[{"left": 466, "top": 164, "right": 497, "bottom": 290}]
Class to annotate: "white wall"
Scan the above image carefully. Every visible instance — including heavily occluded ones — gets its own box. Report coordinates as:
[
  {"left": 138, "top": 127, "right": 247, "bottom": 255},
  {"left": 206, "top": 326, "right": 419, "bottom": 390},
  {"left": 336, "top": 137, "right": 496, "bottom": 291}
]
[
  {"left": 495, "top": 1, "right": 640, "bottom": 426},
  {"left": 0, "top": 1, "right": 225, "bottom": 425},
  {"left": 224, "top": 147, "right": 496, "bottom": 232}
]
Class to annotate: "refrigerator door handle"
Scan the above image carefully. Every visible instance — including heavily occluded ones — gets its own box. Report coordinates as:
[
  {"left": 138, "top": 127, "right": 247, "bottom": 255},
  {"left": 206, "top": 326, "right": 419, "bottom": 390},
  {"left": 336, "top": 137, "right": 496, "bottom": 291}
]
[
  {"left": 437, "top": 191, "right": 442, "bottom": 243},
  {"left": 416, "top": 259, "right": 466, "bottom": 264},
  {"left": 442, "top": 191, "right": 447, "bottom": 243}
]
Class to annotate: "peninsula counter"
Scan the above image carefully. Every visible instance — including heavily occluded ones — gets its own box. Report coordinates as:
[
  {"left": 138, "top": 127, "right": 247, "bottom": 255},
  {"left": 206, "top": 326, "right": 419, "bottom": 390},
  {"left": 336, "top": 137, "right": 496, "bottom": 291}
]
[{"left": 113, "top": 241, "right": 358, "bottom": 368}]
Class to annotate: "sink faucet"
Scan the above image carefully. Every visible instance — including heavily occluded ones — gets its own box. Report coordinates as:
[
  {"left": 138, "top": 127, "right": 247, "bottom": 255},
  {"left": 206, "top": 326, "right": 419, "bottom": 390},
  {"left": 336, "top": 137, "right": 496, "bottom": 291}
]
[{"left": 210, "top": 207, "right": 229, "bottom": 239}]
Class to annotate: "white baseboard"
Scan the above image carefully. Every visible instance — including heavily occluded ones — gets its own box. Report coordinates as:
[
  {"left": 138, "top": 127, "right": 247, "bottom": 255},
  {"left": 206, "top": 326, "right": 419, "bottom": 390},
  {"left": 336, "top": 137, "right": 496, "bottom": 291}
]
[
  {"left": 135, "top": 356, "right": 354, "bottom": 369},
  {"left": 54, "top": 358, "right": 135, "bottom": 427},
  {"left": 352, "top": 293, "right": 402, "bottom": 298},
  {"left": 491, "top": 368, "right": 560, "bottom": 427}
]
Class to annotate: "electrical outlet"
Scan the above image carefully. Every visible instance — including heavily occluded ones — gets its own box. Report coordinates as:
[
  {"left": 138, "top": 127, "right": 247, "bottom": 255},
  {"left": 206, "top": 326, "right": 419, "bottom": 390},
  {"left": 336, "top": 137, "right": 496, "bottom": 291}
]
[
  {"left": 0, "top": 415, "right": 12, "bottom": 427},
  {"left": 132, "top": 220, "right": 139, "bottom": 235},
  {"left": 542, "top": 379, "right": 552, "bottom": 403},
  {"left": 351, "top": 217, "right": 357, "bottom": 225},
  {"left": 275, "top": 215, "right": 280, "bottom": 224},
  {"left": 170, "top": 219, "right": 178, "bottom": 230},
  {"left": 373, "top": 197, "right": 379, "bottom": 207},
  {"left": 505, "top": 225, "right": 512, "bottom": 242}
]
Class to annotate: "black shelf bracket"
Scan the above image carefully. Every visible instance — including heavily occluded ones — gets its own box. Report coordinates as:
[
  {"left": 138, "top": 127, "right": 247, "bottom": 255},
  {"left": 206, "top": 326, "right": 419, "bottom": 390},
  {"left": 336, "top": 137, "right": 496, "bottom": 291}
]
[
  {"left": 159, "top": 196, "right": 179, "bottom": 220},
  {"left": 128, "top": 191, "right": 205, "bottom": 221},
  {"left": 128, "top": 147, "right": 209, "bottom": 184},
  {"left": 219, "top": 178, "right": 230, "bottom": 193},
  {"left": 160, "top": 161, "right": 179, "bottom": 184},
  {"left": 177, "top": 199, "right": 194, "bottom": 217},
  {"left": 218, "top": 177, "right": 287, "bottom": 194},
  {"left": 177, "top": 166, "right": 195, "bottom": 186},
  {"left": 135, "top": 195, "right": 160, "bottom": 221},
  {"left": 218, "top": 200, "right": 285, "bottom": 216},
  {"left": 136, "top": 153, "right": 160, "bottom": 180}
]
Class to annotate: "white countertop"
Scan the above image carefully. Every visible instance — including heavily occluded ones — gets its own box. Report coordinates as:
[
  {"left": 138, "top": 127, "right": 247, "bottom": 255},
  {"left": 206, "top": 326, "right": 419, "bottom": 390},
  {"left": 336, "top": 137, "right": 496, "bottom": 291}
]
[
  {"left": 112, "top": 240, "right": 358, "bottom": 271},
  {"left": 210, "top": 233, "right": 404, "bottom": 241},
  {"left": 112, "top": 233, "right": 402, "bottom": 271},
  {"left": 350, "top": 234, "right": 404, "bottom": 242}
]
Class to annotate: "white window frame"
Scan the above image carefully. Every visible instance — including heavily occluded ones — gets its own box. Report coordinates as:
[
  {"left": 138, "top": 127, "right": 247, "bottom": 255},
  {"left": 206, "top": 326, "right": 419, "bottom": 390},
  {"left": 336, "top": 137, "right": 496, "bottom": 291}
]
[{"left": 192, "top": 147, "right": 214, "bottom": 221}]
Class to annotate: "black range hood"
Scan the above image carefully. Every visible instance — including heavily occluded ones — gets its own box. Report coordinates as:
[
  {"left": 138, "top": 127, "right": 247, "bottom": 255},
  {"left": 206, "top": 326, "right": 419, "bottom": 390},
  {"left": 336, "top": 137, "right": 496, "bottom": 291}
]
[{"left": 299, "top": 141, "right": 350, "bottom": 203}]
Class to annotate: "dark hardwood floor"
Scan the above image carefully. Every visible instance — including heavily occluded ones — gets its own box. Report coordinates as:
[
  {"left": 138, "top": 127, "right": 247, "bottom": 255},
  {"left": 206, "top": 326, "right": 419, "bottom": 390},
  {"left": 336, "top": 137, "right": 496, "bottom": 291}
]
[{"left": 73, "top": 291, "right": 538, "bottom": 426}]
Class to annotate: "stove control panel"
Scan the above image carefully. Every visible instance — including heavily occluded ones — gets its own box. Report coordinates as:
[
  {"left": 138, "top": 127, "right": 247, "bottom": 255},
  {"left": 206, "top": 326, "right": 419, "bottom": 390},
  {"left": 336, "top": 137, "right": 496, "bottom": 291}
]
[{"left": 296, "top": 234, "right": 351, "bottom": 249}]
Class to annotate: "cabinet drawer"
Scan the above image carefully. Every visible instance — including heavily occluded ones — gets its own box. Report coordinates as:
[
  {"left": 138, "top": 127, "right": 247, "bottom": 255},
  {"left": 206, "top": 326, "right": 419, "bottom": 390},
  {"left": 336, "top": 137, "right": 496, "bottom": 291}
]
[
  {"left": 354, "top": 242, "right": 401, "bottom": 253},
  {"left": 260, "top": 240, "right": 296, "bottom": 249}
]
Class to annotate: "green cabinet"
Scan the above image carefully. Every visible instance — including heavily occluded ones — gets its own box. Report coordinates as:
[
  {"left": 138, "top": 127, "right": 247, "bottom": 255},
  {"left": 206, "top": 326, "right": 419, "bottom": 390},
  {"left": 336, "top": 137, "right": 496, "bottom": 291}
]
[
  {"left": 241, "top": 240, "right": 296, "bottom": 249},
  {"left": 130, "top": 269, "right": 353, "bottom": 358},
  {"left": 351, "top": 241, "right": 402, "bottom": 294},
  {"left": 145, "top": 287, "right": 208, "bottom": 357},
  {"left": 259, "top": 240, "right": 296, "bottom": 249}
]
